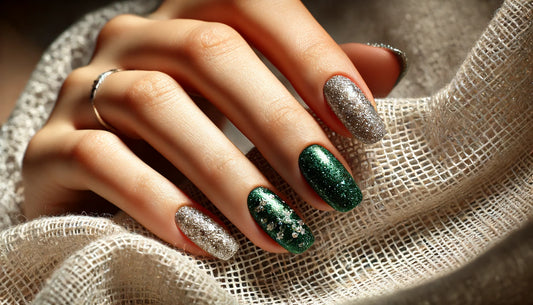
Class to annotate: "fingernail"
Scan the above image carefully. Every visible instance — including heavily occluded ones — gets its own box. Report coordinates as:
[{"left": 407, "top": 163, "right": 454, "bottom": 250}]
[
  {"left": 299, "top": 144, "right": 362, "bottom": 212},
  {"left": 247, "top": 187, "right": 314, "bottom": 254},
  {"left": 367, "top": 43, "right": 408, "bottom": 86},
  {"left": 324, "top": 75, "right": 387, "bottom": 143},
  {"left": 175, "top": 206, "right": 239, "bottom": 260}
]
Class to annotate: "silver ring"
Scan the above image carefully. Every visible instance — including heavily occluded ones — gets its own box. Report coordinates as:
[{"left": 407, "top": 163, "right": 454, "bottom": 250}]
[{"left": 90, "top": 69, "right": 122, "bottom": 131}]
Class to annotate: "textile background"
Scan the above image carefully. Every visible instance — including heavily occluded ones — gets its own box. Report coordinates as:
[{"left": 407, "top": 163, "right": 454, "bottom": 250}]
[{"left": 1, "top": 0, "right": 531, "bottom": 304}]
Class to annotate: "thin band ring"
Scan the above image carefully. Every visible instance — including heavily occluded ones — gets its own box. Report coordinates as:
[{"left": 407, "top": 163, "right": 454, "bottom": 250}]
[{"left": 90, "top": 69, "right": 122, "bottom": 132}]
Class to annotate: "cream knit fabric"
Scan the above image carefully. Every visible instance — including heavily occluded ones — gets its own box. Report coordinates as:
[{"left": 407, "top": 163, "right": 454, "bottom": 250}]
[{"left": 1, "top": 0, "right": 532, "bottom": 304}]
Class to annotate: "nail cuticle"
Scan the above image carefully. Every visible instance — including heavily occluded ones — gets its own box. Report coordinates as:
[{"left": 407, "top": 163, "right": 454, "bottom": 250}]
[
  {"left": 324, "top": 75, "right": 387, "bottom": 144},
  {"left": 175, "top": 206, "right": 239, "bottom": 260},
  {"left": 247, "top": 187, "right": 314, "bottom": 254},
  {"left": 299, "top": 144, "right": 363, "bottom": 212}
]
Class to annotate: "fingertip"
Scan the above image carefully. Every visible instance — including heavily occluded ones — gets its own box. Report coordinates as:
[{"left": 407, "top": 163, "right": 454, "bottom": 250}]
[
  {"left": 367, "top": 43, "right": 408, "bottom": 87},
  {"left": 340, "top": 42, "right": 407, "bottom": 98}
]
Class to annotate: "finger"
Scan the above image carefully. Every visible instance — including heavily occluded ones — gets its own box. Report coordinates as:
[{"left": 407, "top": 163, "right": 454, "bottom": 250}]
[
  {"left": 172, "top": 1, "right": 388, "bottom": 143},
  {"left": 91, "top": 17, "right": 363, "bottom": 214},
  {"left": 26, "top": 125, "right": 239, "bottom": 260},
  {"left": 151, "top": 3, "right": 408, "bottom": 98},
  {"left": 340, "top": 43, "right": 408, "bottom": 98},
  {"left": 81, "top": 69, "right": 315, "bottom": 254}
]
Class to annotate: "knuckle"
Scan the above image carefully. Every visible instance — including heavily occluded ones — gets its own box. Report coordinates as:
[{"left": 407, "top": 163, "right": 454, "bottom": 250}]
[
  {"left": 301, "top": 40, "right": 332, "bottom": 66},
  {"left": 123, "top": 71, "right": 179, "bottom": 112},
  {"left": 62, "top": 68, "right": 88, "bottom": 90},
  {"left": 130, "top": 173, "right": 160, "bottom": 202},
  {"left": 216, "top": 155, "right": 241, "bottom": 173},
  {"left": 59, "top": 67, "right": 91, "bottom": 100},
  {"left": 70, "top": 130, "right": 120, "bottom": 169},
  {"left": 96, "top": 14, "right": 137, "bottom": 46},
  {"left": 204, "top": 153, "right": 242, "bottom": 178},
  {"left": 185, "top": 22, "right": 244, "bottom": 61},
  {"left": 262, "top": 97, "right": 302, "bottom": 130}
]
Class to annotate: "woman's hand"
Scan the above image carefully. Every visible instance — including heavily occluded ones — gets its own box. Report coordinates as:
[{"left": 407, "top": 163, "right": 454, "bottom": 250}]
[{"left": 22, "top": 0, "right": 405, "bottom": 259}]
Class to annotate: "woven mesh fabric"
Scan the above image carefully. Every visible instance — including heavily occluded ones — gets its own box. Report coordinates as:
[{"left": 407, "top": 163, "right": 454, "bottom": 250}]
[{"left": 1, "top": 0, "right": 532, "bottom": 304}]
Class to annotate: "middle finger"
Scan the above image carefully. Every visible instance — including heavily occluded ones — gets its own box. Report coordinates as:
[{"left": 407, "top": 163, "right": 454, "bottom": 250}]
[{"left": 92, "top": 15, "right": 363, "bottom": 213}]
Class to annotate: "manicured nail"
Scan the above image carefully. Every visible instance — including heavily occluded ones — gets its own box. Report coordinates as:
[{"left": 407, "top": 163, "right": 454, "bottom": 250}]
[
  {"left": 299, "top": 144, "right": 363, "bottom": 212},
  {"left": 324, "top": 75, "right": 386, "bottom": 144},
  {"left": 367, "top": 43, "right": 408, "bottom": 86},
  {"left": 248, "top": 187, "right": 314, "bottom": 254},
  {"left": 175, "top": 206, "right": 239, "bottom": 260}
]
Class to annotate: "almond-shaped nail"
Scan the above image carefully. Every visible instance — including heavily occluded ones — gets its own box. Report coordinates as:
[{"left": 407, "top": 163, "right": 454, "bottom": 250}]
[
  {"left": 367, "top": 43, "right": 408, "bottom": 86},
  {"left": 175, "top": 206, "right": 239, "bottom": 260},
  {"left": 324, "top": 75, "right": 386, "bottom": 143},
  {"left": 248, "top": 187, "right": 314, "bottom": 254},
  {"left": 299, "top": 144, "right": 362, "bottom": 212}
]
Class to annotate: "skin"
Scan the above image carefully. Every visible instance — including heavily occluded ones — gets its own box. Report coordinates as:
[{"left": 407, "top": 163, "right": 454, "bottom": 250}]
[{"left": 22, "top": 0, "right": 403, "bottom": 257}]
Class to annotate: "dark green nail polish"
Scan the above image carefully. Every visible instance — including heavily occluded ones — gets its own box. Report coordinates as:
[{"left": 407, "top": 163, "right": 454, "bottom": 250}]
[
  {"left": 299, "top": 144, "right": 363, "bottom": 212},
  {"left": 248, "top": 187, "right": 314, "bottom": 254}
]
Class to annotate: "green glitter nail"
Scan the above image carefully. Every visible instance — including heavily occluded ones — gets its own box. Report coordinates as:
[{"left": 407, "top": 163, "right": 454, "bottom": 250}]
[
  {"left": 247, "top": 187, "right": 314, "bottom": 254},
  {"left": 299, "top": 144, "right": 363, "bottom": 212}
]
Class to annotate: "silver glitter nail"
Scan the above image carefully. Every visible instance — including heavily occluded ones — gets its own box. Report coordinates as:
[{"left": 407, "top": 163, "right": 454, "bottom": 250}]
[
  {"left": 175, "top": 206, "right": 239, "bottom": 260},
  {"left": 324, "top": 75, "right": 387, "bottom": 144}
]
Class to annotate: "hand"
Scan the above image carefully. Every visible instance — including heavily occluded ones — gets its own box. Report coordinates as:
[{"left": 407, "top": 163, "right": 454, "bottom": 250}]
[{"left": 22, "top": 0, "right": 405, "bottom": 259}]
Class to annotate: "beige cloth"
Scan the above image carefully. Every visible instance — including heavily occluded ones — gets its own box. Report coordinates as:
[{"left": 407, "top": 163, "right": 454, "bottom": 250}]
[{"left": 1, "top": 0, "right": 532, "bottom": 304}]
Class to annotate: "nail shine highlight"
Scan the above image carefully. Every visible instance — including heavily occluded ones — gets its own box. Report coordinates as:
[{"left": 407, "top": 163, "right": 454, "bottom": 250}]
[
  {"left": 324, "top": 75, "right": 386, "bottom": 144},
  {"left": 299, "top": 144, "right": 362, "bottom": 212}
]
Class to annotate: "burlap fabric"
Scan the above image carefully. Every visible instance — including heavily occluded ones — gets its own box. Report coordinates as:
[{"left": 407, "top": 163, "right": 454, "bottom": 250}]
[{"left": 1, "top": 0, "right": 532, "bottom": 303}]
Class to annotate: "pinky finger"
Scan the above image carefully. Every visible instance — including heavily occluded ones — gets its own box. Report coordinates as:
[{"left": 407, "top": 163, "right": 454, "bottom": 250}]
[
  {"left": 340, "top": 43, "right": 408, "bottom": 98},
  {"left": 61, "top": 129, "right": 239, "bottom": 260}
]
